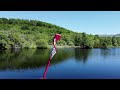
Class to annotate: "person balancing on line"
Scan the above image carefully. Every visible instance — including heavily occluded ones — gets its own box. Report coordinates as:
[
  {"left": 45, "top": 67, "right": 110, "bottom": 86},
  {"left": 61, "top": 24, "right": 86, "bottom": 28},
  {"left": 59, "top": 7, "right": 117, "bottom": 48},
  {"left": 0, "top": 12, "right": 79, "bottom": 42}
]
[{"left": 41, "top": 34, "right": 62, "bottom": 79}]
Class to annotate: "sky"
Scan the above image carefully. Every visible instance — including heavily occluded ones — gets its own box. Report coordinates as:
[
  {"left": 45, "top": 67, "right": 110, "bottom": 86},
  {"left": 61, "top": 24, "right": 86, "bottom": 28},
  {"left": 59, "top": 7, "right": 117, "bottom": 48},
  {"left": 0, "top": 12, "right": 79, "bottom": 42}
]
[{"left": 0, "top": 11, "right": 120, "bottom": 35}]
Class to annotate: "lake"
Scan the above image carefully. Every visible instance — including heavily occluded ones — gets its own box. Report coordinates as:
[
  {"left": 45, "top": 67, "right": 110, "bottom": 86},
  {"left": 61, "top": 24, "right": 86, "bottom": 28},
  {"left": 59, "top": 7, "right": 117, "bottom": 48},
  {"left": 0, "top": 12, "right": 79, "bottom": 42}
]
[{"left": 0, "top": 48, "right": 120, "bottom": 79}]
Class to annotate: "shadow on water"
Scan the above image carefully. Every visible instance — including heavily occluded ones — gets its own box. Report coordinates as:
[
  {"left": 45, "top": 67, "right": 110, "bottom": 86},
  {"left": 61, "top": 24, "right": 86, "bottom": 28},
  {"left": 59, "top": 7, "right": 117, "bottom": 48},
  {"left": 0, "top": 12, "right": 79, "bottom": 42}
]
[
  {"left": 74, "top": 48, "right": 92, "bottom": 64},
  {"left": 100, "top": 48, "right": 110, "bottom": 59},
  {"left": 0, "top": 48, "right": 74, "bottom": 70},
  {"left": 100, "top": 48, "right": 120, "bottom": 59}
]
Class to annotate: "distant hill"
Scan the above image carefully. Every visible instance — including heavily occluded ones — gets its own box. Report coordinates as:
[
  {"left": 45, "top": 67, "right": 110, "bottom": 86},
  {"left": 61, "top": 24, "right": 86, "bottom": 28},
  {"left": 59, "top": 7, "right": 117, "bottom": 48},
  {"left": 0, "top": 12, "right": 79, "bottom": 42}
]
[
  {"left": 0, "top": 17, "right": 120, "bottom": 49},
  {"left": 115, "top": 34, "right": 120, "bottom": 37},
  {"left": 98, "top": 34, "right": 120, "bottom": 37},
  {"left": 0, "top": 17, "right": 76, "bottom": 49}
]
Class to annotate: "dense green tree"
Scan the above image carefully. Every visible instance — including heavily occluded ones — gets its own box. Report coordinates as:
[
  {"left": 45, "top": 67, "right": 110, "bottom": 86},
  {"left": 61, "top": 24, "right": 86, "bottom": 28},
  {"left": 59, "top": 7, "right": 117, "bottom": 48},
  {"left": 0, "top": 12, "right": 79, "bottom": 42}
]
[
  {"left": 36, "top": 39, "right": 49, "bottom": 49},
  {"left": 0, "top": 17, "right": 120, "bottom": 50}
]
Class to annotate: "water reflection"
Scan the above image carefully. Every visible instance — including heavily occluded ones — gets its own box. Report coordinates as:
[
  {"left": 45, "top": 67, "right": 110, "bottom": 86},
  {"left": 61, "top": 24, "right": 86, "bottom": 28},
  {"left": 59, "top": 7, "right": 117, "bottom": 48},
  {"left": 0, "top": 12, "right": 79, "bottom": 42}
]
[
  {"left": 74, "top": 48, "right": 91, "bottom": 63},
  {"left": 0, "top": 48, "right": 120, "bottom": 71},
  {"left": 100, "top": 48, "right": 110, "bottom": 59},
  {"left": 1, "top": 48, "right": 120, "bottom": 79},
  {"left": 100, "top": 48, "right": 120, "bottom": 59},
  {"left": 0, "top": 48, "right": 74, "bottom": 70}
]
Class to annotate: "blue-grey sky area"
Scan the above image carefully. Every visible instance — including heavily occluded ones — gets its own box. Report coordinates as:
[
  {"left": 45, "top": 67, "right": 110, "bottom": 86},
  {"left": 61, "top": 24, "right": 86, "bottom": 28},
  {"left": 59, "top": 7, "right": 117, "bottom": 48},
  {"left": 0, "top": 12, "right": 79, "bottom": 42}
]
[{"left": 0, "top": 11, "right": 120, "bottom": 35}]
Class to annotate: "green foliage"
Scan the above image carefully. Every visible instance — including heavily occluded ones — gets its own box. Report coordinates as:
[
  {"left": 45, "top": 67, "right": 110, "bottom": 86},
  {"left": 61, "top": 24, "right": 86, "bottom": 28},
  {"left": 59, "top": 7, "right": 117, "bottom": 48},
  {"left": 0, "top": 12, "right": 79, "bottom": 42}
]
[
  {"left": 0, "top": 17, "right": 120, "bottom": 49},
  {"left": 21, "top": 25, "right": 30, "bottom": 30},
  {"left": 74, "top": 33, "right": 83, "bottom": 46},
  {"left": 57, "top": 40, "right": 67, "bottom": 46},
  {"left": 112, "top": 36, "right": 119, "bottom": 46},
  {"left": 94, "top": 37, "right": 100, "bottom": 48},
  {"left": 36, "top": 39, "right": 49, "bottom": 49}
]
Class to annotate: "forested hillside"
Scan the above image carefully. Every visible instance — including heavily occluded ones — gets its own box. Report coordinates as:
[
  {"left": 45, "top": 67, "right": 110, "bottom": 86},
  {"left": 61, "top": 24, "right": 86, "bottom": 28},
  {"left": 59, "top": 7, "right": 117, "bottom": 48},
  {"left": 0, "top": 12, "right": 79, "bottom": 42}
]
[{"left": 0, "top": 18, "right": 120, "bottom": 49}]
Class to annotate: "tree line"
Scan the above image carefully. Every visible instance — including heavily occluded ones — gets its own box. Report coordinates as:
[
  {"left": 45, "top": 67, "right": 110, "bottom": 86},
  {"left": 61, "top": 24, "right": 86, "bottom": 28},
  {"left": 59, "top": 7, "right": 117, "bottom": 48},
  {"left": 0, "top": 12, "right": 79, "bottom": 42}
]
[{"left": 0, "top": 17, "right": 120, "bottom": 49}]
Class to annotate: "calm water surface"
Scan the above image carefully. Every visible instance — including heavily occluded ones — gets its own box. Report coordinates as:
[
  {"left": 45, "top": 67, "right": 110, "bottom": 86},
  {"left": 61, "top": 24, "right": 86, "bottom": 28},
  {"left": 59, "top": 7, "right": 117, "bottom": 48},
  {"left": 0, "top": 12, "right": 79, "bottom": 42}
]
[{"left": 0, "top": 48, "right": 120, "bottom": 79}]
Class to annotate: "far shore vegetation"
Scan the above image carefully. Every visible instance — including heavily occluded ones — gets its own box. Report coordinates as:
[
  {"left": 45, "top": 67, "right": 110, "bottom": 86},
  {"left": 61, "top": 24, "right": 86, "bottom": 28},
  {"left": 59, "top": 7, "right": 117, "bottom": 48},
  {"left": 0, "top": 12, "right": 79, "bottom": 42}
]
[{"left": 0, "top": 18, "right": 120, "bottom": 50}]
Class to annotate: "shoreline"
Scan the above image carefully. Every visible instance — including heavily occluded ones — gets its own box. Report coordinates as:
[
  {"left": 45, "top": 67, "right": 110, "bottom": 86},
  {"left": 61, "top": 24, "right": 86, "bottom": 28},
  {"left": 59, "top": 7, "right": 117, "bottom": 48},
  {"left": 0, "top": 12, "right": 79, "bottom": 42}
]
[
  {"left": 53, "top": 46, "right": 80, "bottom": 48},
  {"left": 50, "top": 45, "right": 120, "bottom": 48},
  {"left": 1, "top": 45, "right": 120, "bottom": 50}
]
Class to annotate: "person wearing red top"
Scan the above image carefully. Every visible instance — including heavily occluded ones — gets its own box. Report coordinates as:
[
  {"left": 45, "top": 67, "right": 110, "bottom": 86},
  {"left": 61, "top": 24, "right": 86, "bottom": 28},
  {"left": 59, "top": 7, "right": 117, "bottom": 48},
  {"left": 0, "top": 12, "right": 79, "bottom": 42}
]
[
  {"left": 53, "top": 34, "right": 62, "bottom": 45},
  {"left": 41, "top": 34, "right": 61, "bottom": 79}
]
